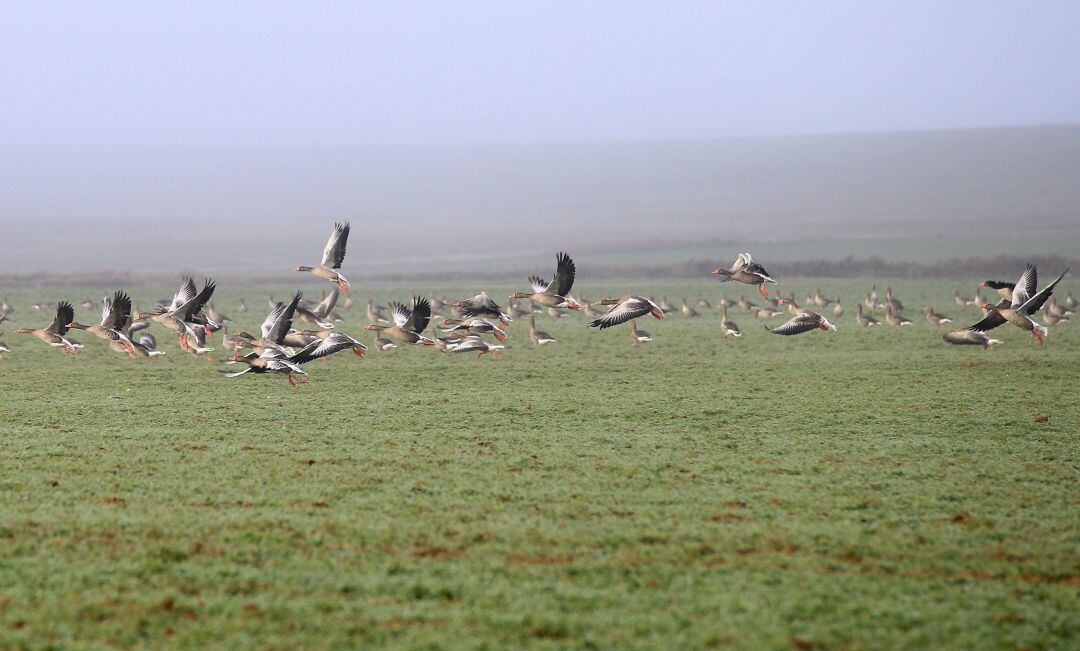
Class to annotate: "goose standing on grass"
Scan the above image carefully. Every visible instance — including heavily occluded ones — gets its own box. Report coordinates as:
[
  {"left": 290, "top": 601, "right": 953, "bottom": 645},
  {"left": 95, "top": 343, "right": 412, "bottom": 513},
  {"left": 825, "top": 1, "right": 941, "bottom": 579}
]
[
  {"left": 884, "top": 287, "right": 904, "bottom": 312},
  {"left": 854, "top": 304, "right": 880, "bottom": 328},
  {"left": 832, "top": 300, "right": 844, "bottom": 318},
  {"left": 711, "top": 253, "right": 778, "bottom": 296},
  {"left": 366, "top": 298, "right": 388, "bottom": 324},
  {"left": 924, "top": 307, "right": 953, "bottom": 329},
  {"left": 295, "top": 221, "right": 351, "bottom": 291},
  {"left": 222, "top": 333, "right": 365, "bottom": 387},
  {"left": 236, "top": 298, "right": 247, "bottom": 313},
  {"left": 964, "top": 265, "right": 1068, "bottom": 346},
  {"left": 943, "top": 330, "right": 1003, "bottom": 349},
  {"left": 0, "top": 333, "right": 9, "bottom": 357},
  {"left": 1045, "top": 296, "right": 1072, "bottom": 319},
  {"left": 737, "top": 294, "right": 757, "bottom": 313},
  {"left": 1043, "top": 311, "right": 1069, "bottom": 326},
  {"left": 630, "top": 320, "right": 652, "bottom": 347},
  {"left": 1065, "top": 292, "right": 1077, "bottom": 311},
  {"left": 0, "top": 297, "right": 13, "bottom": 315},
  {"left": 588, "top": 296, "right": 665, "bottom": 329},
  {"left": 508, "top": 252, "right": 580, "bottom": 310},
  {"left": 364, "top": 296, "right": 435, "bottom": 345},
  {"left": 659, "top": 296, "right": 675, "bottom": 314},
  {"left": 754, "top": 307, "right": 784, "bottom": 319},
  {"left": 954, "top": 290, "right": 975, "bottom": 308},
  {"left": 885, "top": 306, "right": 913, "bottom": 327},
  {"left": 766, "top": 311, "right": 837, "bottom": 336},
  {"left": 681, "top": 299, "right": 698, "bottom": 318},
  {"left": 453, "top": 291, "right": 512, "bottom": 325},
  {"left": 13, "top": 302, "right": 80, "bottom": 354},
  {"left": 720, "top": 305, "right": 741, "bottom": 338},
  {"left": 373, "top": 331, "right": 398, "bottom": 351},
  {"left": 68, "top": 291, "right": 135, "bottom": 353},
  {"left": 528, "top": 315, "right": 556, "bottom": 345}
]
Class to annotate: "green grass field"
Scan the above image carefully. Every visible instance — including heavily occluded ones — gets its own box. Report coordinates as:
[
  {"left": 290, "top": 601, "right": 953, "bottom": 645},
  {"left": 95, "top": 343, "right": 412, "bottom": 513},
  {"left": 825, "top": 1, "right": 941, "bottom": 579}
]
[{"left": 1, "top": 278, "right": 1077, "bottom": 649}]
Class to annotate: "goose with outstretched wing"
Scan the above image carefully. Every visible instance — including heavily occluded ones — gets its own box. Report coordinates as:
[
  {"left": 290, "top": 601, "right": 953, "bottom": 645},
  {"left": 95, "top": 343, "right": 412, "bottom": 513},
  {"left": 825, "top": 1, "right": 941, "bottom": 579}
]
[
  {"left": 766, "top": 311, "right": 837, "bottom": 336},
  {"left": 712, "top": 252, "right": 777, "bottom": 297},
  {"left": 964, "top": 264, "right": 1068, "bottom": 346},
  {"left": 364, "top": 296, "right": 435, "bottom": 345},
  {"left": 509, "top": 252, "right": 581, "bottom": 310},
  {"left": 13, "top": 301, "right": 80, "bottom": 354},
  {"left": 587, "top": 296, "right": 665, "bottom": 329},
  {"left": 296, "top": 222, "right": 351, "bottom": 291}
]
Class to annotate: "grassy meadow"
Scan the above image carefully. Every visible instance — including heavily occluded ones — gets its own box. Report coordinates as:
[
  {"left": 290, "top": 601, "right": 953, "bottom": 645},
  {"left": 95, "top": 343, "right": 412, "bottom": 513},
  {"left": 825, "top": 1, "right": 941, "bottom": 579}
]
[{"left": 0, "top": 277, "right": 1077, "bottom": 649}]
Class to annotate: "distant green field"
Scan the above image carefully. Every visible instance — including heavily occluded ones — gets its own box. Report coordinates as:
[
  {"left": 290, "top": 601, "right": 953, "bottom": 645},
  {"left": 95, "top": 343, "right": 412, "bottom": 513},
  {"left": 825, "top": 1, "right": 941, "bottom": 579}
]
[{"left": 0, "top": 278, "right": 1077, "bottom": 649}]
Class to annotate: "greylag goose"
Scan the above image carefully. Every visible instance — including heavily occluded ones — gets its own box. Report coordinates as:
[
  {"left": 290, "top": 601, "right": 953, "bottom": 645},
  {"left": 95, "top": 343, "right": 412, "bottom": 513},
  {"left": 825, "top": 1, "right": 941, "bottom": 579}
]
[
  {"left": 924, "top": 307, "right": 953, "bottom": 328},
  {"left": 449, "top": 335, "right": 504, "bottom": 359},
  {"left": 1065, "top": 292, "right": 1077, "bottom": 311},
  {"left": 766, "top": 311, "right": 837, "bottom": 336},
  {"left": 587, "top": 296, "right": 665, "bottom": 329},
  {"left": 884, "top": 287, "right": 904, "bottom": 312},
  {"left": 884, "top": 306, "right": 913, "bottom": 327},
  {"left": 832, "top": 300, "right": 843, "bottom": 318},
  {"left": 295, "top": 222, "right": 351, "bottom": 291},
  {"left": 222, "top": 333, "right": 365, "bottom": 387},
  {"left": 630, "top": 320, "right": 652, "bottom": 347},
  {"left": 453, "top": 291, "right": 512, "bottom": 325},
  {"left": 737, "top": 295, "right": 757, "bottom": 313},
  {"left": 136, "top": 278, "right": 216, "bottom": 350},
  {"left": 943, "top": 330, "right": 1002, "bottom": 349},
  {"left": 754, "top": 308, "right": 784, "bottom": 319},
  {"left": 777, "top": 295, "right": 810, "bottom": 316},
  {"left": 711, "top": 253, "right": 777, "bottom": 296},
  {"left": 441, "top": 317, "right": 507, "bottom": 342},
  {"left": 965, "top": 265, "right": 1068, "bottom": 346},
  {"left": 681, "top": 299, "right": 698, "bottom": 318},
  {"left": 720, "top": 305, "right": 741, "bottom": 338},
  {"left": 366, "top": 298, "right": 388, "bottom": 324},
  {"left": 854, "top": 304, "right": 880, "bottom": 328},
  {"left": 233, "top": 291, "right": 303, "bottom": 356},
  {"left": 68, "top": 291, "right": 135, "bottom": 353},
  {"left": 508, "top": 252, "right": 580, "bottom": 310},
  {"left": 658, "top": 296, "right": 675, "bottom": 314},
  {"left": 0, "top": 297, "right": 12, "bottom": 314},
  {"left": 954, "top": 290, "right": 976, "bottom": 307},
  {"left": 0, "top": 333, "right": 9, "bottom": 357},
  {"left": 979, "top": 279, "right": 1014, "bottom": 301},
  {"left": 528, "top": 315, "right": 556, "bottom": 345},
  {"left": 13, "top": 302, "right": 79, "bottom": 354},
  {"left": 364, "top": 296, "right": 435, "bottom": 345}
]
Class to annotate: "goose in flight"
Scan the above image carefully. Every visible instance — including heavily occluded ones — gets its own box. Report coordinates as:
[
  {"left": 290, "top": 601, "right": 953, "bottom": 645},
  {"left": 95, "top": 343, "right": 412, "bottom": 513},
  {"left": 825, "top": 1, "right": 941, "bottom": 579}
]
[
  {"left": 508, "top": 252, "right": 581, "bottom": 310},
  {"left": 587, "top": 296, "right": 665, "bottom": 329},
  {"left": 13, "top": 301, "right": 80, "bottom": 354},
  {"left": 766, "top": 311, "right": 837, "bottom": 336},
  {"left": 964, "top": 265, "right": 1068, "bottom": 346},
  {"left": 711, "top": 253, "right": 777, "bottom": 297},
  {"left": 222, "top": 333, "right": 365, "bottom": 387},
  {"left": 364, "top": 296, "right": 435, "bottom": 345},
  {"left": 296, "top": 222, "right": 351, "bottom": 291},
  {"left": 453, "top": 291, "right": 512, "bottom": 325},
  {"left": 943, "top": 330, "right": 1003, "bottom": 349},
  {"left": 67, "top": 291, "right": 136, "bottom": 353}
]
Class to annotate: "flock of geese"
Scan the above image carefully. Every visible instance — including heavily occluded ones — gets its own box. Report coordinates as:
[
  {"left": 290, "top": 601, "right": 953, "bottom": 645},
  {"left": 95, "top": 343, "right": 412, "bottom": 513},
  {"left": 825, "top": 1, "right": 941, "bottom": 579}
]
[{"left": 0, "top": 223, "right": 1073, "bottom": 386}]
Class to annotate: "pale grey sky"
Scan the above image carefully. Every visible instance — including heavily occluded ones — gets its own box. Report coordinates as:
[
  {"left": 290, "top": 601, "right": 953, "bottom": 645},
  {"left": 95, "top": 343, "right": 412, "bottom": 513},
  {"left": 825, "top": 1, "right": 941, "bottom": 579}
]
[{"left": 1, "top": 1, "right": 1078, "bottom": 146}]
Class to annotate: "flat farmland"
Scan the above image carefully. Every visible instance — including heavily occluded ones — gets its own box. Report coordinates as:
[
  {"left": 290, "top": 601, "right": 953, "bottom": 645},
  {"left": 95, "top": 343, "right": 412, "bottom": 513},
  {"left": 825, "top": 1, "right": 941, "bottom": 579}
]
[{"left": 0, "top": 278, "right": 1077, "bottom": 649}]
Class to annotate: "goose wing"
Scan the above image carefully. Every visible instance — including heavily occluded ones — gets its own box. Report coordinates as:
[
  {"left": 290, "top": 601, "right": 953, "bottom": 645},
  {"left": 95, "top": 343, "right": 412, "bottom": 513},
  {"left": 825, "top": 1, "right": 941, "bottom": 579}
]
[
  {"left": 549, "top": 252, "right": 576, "bottom": 296},
  {"left": 1019, "top": 268, "right": 1068, "bottom": 315},
  {"left": 449, "top": 336, "right": 490, "bottom": 353},
  {"left": 167, "top": 277, "right": 198, "bottom": 314},
  {"left": 320, "top": 222, "right": 350, "bottom": 269},
  {"left": 1010, "top": 264, "right": 1037, "bottom": 308},
  {"left": 767, "top": 313, "right": 819, "bottom": 335},
  {"left": 529, "top": 276, "right": 550, "bottom": 294},
  {"left": 964, "top": 309, "right": 1007, "bottom": 333},
  {"left": 587, "top": 297, "right": 651, "bottom": 329},
  {"left": 262, "top": 291, "right": 301, "bottom": 343},
  {"left": 405, "top": 296, "right": 432, "bottom": 333},
  {"left": 390, "top": 301, "right": 412, "bottom": 328},
  {"left": 312, "top": 287, "right": 339, "bottom": 318},
  {"left": 102, "top": 291, "right": 132, "bottom": 330},
  {"left": 290, "top": 333, "right": 360, "bottom": 364},
  {"left": 173, "top": 279, "right": 216, "bottom": 321},
  {"left": 49, "top": 301, "right": 74, "bottom": 335}
]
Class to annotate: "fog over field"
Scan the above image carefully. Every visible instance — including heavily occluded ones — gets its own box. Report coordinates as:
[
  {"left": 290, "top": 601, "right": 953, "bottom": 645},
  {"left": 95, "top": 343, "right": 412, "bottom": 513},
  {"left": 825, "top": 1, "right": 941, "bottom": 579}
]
[{"left": 3, "top": 125, "right": 1079, "bottom": 280}]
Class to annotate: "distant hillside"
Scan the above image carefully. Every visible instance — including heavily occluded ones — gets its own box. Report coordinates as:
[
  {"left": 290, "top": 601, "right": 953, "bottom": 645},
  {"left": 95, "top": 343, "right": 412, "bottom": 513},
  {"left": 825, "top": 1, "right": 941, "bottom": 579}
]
[{"left": 2, "top": 125, "right": 1078, "bottom": 276}]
